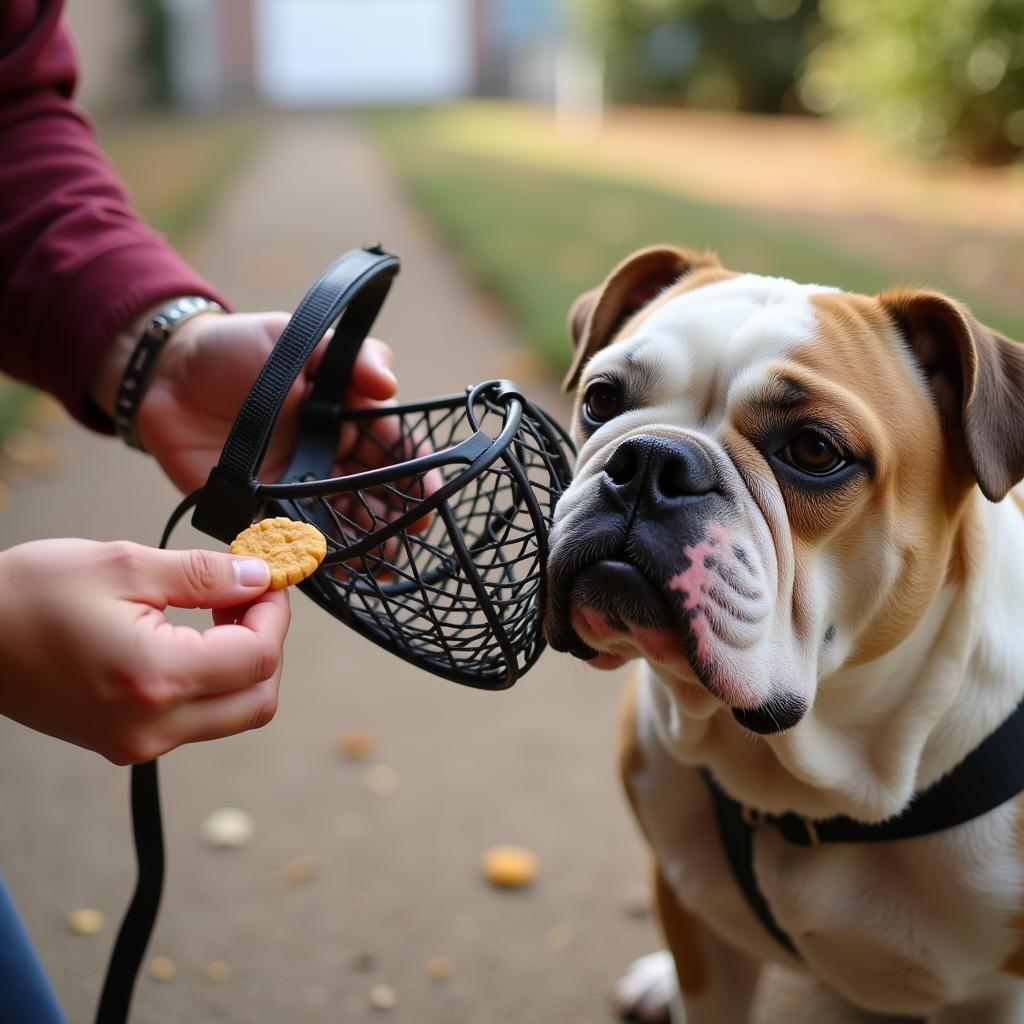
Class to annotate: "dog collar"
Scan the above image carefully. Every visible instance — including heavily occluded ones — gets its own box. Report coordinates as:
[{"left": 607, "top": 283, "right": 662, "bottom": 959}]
[{"left": 700, "top": 694, "right": 1024, "bottom": 956}]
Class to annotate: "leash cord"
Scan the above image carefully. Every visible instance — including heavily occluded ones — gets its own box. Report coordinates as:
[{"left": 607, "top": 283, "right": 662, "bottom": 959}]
[{"left": 93, "top": 491, "right": 200, "bottom": 1024}]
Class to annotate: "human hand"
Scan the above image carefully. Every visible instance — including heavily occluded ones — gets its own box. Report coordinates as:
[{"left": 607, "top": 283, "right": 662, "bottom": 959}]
[
  {"left": 89, "top": 310, "right": 399, "bottom": 494},
  {"left": 0, "top": 538, "right": 290, "bottom": 764},
  {"left": 137, "top": 311, "right": 399, "bottom": 493}
]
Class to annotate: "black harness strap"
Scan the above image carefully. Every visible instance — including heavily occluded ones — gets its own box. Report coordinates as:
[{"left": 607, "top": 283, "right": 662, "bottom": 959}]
[
  {"left": 700, "top": 696, "right": 1024, "bottom": 957},
  {"left": 700, "top": 767, "right": 798, "bottom": 956}
]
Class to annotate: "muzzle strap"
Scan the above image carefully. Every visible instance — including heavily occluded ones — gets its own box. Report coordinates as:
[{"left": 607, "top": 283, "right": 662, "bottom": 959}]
[{"left": 192, "top": 244, "right": 399, "bottom": 543}]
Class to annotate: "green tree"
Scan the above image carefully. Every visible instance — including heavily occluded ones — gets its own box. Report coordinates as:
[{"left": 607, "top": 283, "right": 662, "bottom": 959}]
[
  {"left": 801, "top": 0, "right": 1024, "bottom": 162},
  {"left": 135, "top": 0, "right": 174, "bottom": 108},
  {"left": 576, "top": 0, "right": 819, "bottom": 113}
]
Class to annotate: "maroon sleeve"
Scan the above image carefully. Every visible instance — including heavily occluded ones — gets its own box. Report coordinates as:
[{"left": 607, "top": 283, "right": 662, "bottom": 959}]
[{"left": 0, "top": 0, "right": 230, "bottom": 431}]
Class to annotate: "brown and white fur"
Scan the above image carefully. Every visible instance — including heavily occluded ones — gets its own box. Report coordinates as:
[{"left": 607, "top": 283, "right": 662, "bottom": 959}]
[{"left": 543, "top": 245, "right": 1024, "bottom": 1022}]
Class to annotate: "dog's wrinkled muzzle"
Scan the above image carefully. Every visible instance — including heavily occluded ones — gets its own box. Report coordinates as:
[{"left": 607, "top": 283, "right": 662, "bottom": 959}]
[
  {"left": 546, "top": 432, "right": 805, "bottom": 733},
  {"left": 545, "top": 433, "right": 725, "bottom": 656}
]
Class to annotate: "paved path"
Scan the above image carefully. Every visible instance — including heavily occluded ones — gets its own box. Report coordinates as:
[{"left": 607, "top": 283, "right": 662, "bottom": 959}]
[{"left": 0, "top": 115, "right": 885, "bottom": 1024}]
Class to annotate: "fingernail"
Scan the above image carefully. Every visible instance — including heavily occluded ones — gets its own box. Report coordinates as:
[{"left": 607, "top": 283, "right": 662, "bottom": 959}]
[
  {"left": 376, "top": 358, "right": 397, "bottom": 386},
  {"left": 233, "top": 558, "right": 270, "bottom": 587}
]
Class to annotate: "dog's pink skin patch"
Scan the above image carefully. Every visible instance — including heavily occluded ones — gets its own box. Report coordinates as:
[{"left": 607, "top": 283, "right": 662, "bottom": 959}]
[
  {"left": 688, "top": 613, "right": 712, "bottom": 665},
  {"left": 669, "top": 541, "right": 714, "bottom": 612},
  {"left": 668, "top": 521, "right": 729, "bottom": 608},
  {"left": 574, "top": 608, "right": 630, "bottom": 669},
  {"left": 578, "top": 606, "right": 620, "bottom": 641},
  {"left": 632, "top": 626, "right": 687, "bottom": 664},
  {"left": 570, "top": 607, "right": 688, "bottom": 671},
  {"left": 668, "top": 521, "right": 733, "bottom": 666}
]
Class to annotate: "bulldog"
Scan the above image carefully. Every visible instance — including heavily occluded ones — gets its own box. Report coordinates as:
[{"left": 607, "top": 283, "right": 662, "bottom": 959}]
[{"left": 543, "top": 245, "right": 1024, "bottom": 1023}]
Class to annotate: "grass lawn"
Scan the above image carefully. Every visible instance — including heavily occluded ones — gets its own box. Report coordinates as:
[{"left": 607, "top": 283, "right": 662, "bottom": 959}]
[
  {"left": 368, "top": 106, "right": 1024, "bottom": 378},
  {"left": 98, "top": 112, "right": 262, "bottom": 245}
]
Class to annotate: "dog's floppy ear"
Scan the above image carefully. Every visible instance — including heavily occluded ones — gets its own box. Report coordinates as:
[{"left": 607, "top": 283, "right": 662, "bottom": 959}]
[
  {"left": 562, "top": 245, "right": 720, "bottom": 392},
  {"left": 880, "top": 288, "right": 1024, "bottom": 501}
]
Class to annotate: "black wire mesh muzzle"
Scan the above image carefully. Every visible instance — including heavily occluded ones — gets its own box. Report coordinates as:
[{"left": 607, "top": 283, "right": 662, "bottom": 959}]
[
  {"left": 264, "top": 380, "right": 572, "bottom": 687},
  {"left": 188, "top": 245, "right": 575, "bottom": 689}
]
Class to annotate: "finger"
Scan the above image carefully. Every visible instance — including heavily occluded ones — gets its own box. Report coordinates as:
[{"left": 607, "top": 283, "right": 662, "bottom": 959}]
[
  {"left": 145, "top": 589, "right": 290, "bottom": 698},
  {"left": 115, "top": 544, "right": 272, "bottom": 610},
  {"left": 210, "top": 586, "right": 290, "bottom": 628},
  {"left": 163, "top": 674, "right": 282, "bottom": 749},
  {"left": 348, "top": 336, "right": 397, "bottom": 400}
]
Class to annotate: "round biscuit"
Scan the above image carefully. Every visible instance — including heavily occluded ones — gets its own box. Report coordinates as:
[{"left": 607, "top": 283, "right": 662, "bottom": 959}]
[
  {"left": 481, "top": 844, "right": 540, "bottom": 888},
  {"left": 230, "top": 517, "right": 327, "bottom": 590}
]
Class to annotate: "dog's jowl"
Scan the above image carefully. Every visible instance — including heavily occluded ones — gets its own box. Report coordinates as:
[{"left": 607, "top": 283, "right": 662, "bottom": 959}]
[{"left": 546, "top": 245, "right": 1024, "bottom": 1023}]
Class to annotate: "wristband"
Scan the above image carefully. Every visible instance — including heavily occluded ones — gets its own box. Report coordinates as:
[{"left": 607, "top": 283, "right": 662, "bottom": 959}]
[{"left": 113, "top": 296, "right": 225, "bottom": 451}]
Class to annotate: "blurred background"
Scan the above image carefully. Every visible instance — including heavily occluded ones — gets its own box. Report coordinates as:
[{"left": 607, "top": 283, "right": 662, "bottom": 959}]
[
  {"left": 1, "top": 2, "right": 1022, "bottom": 1022},
  {"left": 6, "top": 0, "right": 1020, "bottom": 469},
  {"left": 61, "top": 0, "right": 1024, "bottom": 376}
]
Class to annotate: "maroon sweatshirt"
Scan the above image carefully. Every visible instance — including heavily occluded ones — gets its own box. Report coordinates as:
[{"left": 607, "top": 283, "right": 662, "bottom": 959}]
[{"left": 0, "top": 0, "right": 228, "bottom": 431}]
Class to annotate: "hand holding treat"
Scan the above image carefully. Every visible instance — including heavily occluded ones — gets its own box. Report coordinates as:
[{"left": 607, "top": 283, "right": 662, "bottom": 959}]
[{"left": 0, "top": 538, "right": 289, "bottom": 764}]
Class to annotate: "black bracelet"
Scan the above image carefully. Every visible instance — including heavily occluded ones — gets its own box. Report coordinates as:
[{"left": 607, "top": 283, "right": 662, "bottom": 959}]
[{"left": 114, "top": 296, "right": 225, "bottom": 451}]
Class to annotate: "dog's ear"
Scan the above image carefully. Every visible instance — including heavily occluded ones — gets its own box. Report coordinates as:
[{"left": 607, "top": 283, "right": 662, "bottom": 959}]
[
  {"left": 880, "top": 288, "right": 1024, "bottom": 501},
  {"left": 562, "top": 245, "right": 720, "bottom": 392}
]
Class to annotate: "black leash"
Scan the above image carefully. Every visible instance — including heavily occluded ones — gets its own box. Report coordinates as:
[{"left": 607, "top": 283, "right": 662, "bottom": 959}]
[
  {"left": 701, "top": 694, "right": 1024, "bottom": 957},
  {"left": 94, "top": 493, "right": 199, "bottom": 1023},
  {"left": 93, "top": 762, "right": 163, "bottom": 1023}
]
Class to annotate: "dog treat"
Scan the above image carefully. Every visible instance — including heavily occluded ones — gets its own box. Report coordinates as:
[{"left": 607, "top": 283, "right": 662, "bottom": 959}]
[
  {"left": 481, "top": 844, "right": 540, "bottom": 888},
  {"left": 206, "top": 961, "right": 232, "bottom": 983},
  {"left": 148, "top": 957, "right": 176, "bottom": 981},
  {"left": 67, "top": 908, "right": 105, "bottom": 935},
  {"left": 230, "top": 516, "right": 326, "bottom": 590},
  {"left": 338, "top": 728, "right": 377, "bottom": 761},
  {"left": 200, "top": 807, "right": 254, "bottom": 849},
  {"left": 426, "top": 956, "right": 452, "bottom": 981},
  {"left": 274, "top": 854, "right": 322, "bottom": 887}
]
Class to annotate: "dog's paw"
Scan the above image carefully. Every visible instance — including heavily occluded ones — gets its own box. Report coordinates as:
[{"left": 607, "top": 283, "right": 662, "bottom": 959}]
[{"left": 613, "top": 950, "right": 680, "bottom": 1023}]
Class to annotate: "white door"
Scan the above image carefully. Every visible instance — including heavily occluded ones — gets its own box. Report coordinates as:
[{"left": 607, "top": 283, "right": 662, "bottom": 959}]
[{"left": 255, "top": 0, "right": 473, "bottom": 105}]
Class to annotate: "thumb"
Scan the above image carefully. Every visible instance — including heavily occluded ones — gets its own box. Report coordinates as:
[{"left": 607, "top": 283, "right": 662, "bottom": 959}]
[{"left": 128, "top": 547, "right": 271, "bottom": 610}]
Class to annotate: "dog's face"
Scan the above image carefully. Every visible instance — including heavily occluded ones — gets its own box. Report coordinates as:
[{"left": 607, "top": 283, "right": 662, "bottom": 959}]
[{"left": 544, "top": 246, "right": 1024, "bottom": 735}]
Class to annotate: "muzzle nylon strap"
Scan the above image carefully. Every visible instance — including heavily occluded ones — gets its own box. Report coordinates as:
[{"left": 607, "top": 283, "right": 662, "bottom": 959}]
[{"left": 192, "top": 244, "right": 399, "bottom": 543}]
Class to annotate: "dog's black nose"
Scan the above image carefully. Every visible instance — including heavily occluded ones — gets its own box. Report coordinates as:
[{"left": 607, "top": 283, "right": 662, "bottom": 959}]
[{"left": 603, "top": 435, "right": 718, "bottom": 513}]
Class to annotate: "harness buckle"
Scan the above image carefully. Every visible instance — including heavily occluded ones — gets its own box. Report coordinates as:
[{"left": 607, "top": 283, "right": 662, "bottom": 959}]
[
  {"left": 741, "top": 803, "right": 822, "bottom": 848},
  {"left": 799, "top": 817, "right": 821, "bottom": 847},
  {"left": 740, "top": 804, "right": 764, "bottom": 827}
]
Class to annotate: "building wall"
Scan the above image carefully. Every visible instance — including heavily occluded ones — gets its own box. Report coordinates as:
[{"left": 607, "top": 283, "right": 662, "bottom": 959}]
[
  {"left": 219, "top": 0, "right": 256, "bottom": 102},
  {"left": 65, "top": 0, "right": 142, "bottom": 111}
]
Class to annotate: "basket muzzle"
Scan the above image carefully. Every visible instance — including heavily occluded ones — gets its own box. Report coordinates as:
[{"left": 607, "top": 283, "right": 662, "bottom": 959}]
[{"left": 189, "top": 246, "right": 575, "bottom": 688}]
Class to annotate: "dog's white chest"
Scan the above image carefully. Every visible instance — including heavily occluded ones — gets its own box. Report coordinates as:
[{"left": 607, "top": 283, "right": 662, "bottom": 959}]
[{"left": 629, "top": 674, "right": 1024, "bottom": 1016}]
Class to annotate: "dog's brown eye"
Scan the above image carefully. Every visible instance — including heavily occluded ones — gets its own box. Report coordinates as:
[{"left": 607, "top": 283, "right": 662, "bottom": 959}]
[
  {"left": 781, "top": 431, "right": 845, "bottom": 476},
  {"left": 583, "top": 381, "right": 623, "bottom": 424}
]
